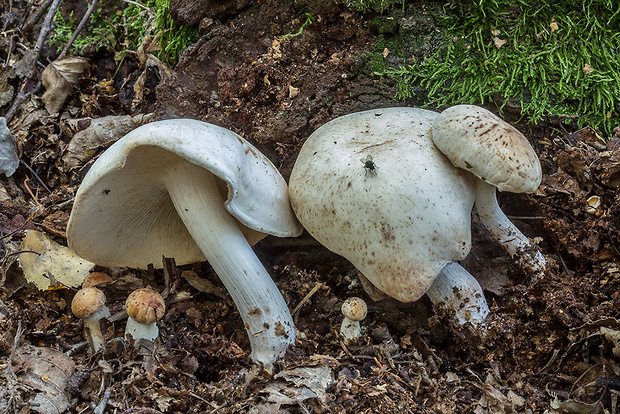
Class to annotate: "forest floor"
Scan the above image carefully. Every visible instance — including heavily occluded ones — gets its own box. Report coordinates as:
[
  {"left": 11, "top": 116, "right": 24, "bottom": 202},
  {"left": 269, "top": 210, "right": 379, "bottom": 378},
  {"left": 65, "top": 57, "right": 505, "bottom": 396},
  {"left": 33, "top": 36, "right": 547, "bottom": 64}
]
[{"left": 1, "top": 0, "right": 619, "bottom": 413}]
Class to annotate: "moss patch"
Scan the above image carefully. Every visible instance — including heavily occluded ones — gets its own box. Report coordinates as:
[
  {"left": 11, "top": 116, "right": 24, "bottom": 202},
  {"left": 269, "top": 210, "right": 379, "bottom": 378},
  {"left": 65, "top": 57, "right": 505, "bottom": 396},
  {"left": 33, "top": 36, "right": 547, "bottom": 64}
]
[{"left": 365, "top": 1, "right": 620, "bottom": 135}]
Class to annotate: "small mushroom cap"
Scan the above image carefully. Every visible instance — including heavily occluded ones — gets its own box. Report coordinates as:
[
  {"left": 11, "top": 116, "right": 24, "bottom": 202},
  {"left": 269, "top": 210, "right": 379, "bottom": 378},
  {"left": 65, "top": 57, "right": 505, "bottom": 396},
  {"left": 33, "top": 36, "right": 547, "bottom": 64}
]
[
  {"left": 71, "top": 287, "right": 106, "bottom": 319},
  {"left": 431, "top": 105, "right": 542, "bottom": 193},
  {"left": 67, "top": 119, "right": 302, "bottom": 268},
  {"left": 125, "top": 288, "right": 165, "bottom": 324},
  {"left": 82, "top": 272, "right": 112, "bottom": 288},
  {"left": 289, "top": 108, "right": 475, "bottom": 302},
  {"left": 341, "top": 297, "right": 367, "bottom": 321}
]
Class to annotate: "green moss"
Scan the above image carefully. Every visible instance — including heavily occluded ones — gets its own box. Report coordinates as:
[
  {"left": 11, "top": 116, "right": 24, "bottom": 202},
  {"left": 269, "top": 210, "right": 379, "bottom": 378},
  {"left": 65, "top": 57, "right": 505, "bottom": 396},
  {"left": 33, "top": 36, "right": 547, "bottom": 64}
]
[
  {"left": 381, "top": 0, "right": 620, "bottom": 135},
  {"left": 48, "top": 0, "right": 197, "bottom": 65}
]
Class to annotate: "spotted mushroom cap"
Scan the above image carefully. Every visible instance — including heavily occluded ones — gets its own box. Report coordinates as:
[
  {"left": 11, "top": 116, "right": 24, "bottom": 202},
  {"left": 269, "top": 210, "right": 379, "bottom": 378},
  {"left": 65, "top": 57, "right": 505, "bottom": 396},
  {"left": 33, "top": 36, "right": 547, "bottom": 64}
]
[
  {"left": 125, "top": 288, "right": 166, "bottom": 324},
  {"left": 341, "top": 297, "right": 367, "bottom": 322},
  {"left": 431, "top": 105, "right": 542, "bottom": 193},
  {"left": 82, "top": 272, "right": 113, "bottom": 288},
  {"left": 289, "top": 108, "right": 476, "bottom": 302},
  {"left": 71, "top": 287, "right": 106, "bottom": 319}
]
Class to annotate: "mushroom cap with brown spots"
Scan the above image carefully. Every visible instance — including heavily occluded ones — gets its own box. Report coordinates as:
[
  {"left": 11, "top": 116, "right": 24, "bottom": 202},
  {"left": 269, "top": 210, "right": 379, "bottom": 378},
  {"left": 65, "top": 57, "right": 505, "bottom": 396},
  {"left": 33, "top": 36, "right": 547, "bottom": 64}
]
[
  {"left": 431, "top": 105, "right": 542, "bottom": 193},
  {"left": 82, "top": 272, "right": 113, "bottom": 288},
  {"left": 341, "top": 297, "right": 368, "bottom": 321},
  {"left": 125, "top": 288, "right": 166, "bottom": 324},
  {"left": 289, "top": 108, "right": 476, "bottom": 303},
  {"left": 71, "top": 287, "right": 106, "bottom": 319}
]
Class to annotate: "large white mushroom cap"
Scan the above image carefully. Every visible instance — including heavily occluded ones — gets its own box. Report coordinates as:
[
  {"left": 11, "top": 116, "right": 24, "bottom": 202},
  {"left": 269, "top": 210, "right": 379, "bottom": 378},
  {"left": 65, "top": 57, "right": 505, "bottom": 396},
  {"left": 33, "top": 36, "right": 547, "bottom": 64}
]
[
  {"left": 289, "top": 108, "right": 476, "bottom": 302},
  {"left": 431, "top": 105, "right": 542, "bottom": 193},
  {"left": 67, "top": 119, "right": 302, "bottom": 268}
]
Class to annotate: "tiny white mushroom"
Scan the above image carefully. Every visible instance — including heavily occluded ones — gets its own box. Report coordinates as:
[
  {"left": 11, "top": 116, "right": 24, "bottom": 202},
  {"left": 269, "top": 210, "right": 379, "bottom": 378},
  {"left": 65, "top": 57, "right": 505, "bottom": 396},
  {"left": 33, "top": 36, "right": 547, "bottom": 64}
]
[
  {"left": 289, "top": 107, "right": 489, "bottom": 329},
  {"left": 71, "top": 287, "right": 110, "bottom": 352},
  {"left": 340, "top": 297, "right": 367, "bottom": 343},
  {"left": 431, "top": 105, "right": 546, "bottom": 278},
  {"left": 125, "top": 288, "right": 165, "bottom": 345},
  {"left": 67, "top": 119, "right": 303, "bottom": 369}
]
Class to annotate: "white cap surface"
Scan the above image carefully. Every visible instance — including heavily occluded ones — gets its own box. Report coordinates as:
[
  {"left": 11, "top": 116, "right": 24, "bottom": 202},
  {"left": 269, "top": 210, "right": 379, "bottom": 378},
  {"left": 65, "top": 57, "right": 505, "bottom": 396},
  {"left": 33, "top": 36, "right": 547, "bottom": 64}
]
[
  {"left": 289, "top": 108, "right": 476, "bottom": 302},
  {"left": 431, "top": 105, "right": 542, "bottom": 193}
]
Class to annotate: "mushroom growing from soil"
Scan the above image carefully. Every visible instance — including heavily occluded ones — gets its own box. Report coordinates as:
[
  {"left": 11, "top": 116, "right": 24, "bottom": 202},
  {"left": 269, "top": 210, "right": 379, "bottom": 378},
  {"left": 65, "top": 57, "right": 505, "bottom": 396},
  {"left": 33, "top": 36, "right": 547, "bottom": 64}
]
[
  {"left": 340, "top": 297, "right": 367, "bottom": 343},
  {"left": 67, "top": 119, "right": 303, "bottom": 368},
  {"left": 71, "top": 287, "right": 110, "bottom": 352},
  {"left": 81, "top": 272, "right": 112, "bottom": 289},
  {"left": 431, "top": 105, "right": 546, "bottom": 278},
  {"left": 289, "top": 107, "right": 489, "bottom": 329},
  {"left": 125, "top": 288, "right": 166, "bottom": 345}
]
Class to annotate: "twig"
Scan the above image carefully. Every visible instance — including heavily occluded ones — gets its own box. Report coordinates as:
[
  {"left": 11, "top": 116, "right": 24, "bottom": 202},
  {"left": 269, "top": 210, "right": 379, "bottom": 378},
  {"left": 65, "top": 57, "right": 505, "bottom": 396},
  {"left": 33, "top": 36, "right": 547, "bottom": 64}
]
[
  {"left": 292, "top": 282, "right": 323, "bottom": 317},
  {"left": 92, "top": 389, "right": 112, "bottom": 414},
  {"left": 58, "top": 0, "right": 99, "bottom": 59},
  {"left": 33, "top": 0, "right": 63, "bottom": 56},
  {"left": 19, "top": 159, "right": 52, "bottom": 193},
  {"left": 23, "top": 178, "right": 44, "bottom": 214},
  {"left": 22, "top": 0, "right": 54, "bottom": 33}
]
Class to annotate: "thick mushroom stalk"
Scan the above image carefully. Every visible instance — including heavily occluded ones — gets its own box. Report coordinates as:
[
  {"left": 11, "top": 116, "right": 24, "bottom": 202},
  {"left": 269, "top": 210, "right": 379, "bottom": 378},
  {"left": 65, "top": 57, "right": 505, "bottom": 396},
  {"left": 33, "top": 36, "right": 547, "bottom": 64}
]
[
  {"left": 431, "top": 105, "right": 546, "bottom": 279},
  {"left": 425, "top": 262, "right": 489, "bottom": 328},
  {"left": 475, "top": 180, "right": 546, "bottom": 276},
  {"left": 67, "top": 119, "right": 302, "bottom": 369},
  {"left": 165, "top": 161, "right": 294, "bottom": 368}
]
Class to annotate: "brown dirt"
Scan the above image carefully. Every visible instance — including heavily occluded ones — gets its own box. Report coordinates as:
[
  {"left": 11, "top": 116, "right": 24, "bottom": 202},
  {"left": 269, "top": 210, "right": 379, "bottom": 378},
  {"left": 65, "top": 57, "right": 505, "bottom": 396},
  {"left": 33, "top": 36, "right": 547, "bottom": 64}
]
[{"left": 1, "top": 0, "right": 619, "bottom": 413}]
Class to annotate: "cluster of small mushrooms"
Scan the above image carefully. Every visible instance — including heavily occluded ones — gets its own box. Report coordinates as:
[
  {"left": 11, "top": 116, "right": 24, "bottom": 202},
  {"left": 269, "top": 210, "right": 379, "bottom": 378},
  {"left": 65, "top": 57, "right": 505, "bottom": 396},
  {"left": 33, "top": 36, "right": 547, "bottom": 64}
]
[
  {"left": 71, "top": 272, "right": 166, "bottom": 352},
  {"left": 67, "top": 105, "right": 545, "bottom": 368}
]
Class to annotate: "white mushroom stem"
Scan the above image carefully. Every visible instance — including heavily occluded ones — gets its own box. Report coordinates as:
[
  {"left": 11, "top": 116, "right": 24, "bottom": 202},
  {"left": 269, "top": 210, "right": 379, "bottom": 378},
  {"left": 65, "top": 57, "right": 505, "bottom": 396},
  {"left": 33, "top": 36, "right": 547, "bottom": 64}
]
[
  {"left": 425, "top": 262, "right": 489, "bottom": 328},
  {"left": 474, "top": 180, "right": 546, "bottom": 277},
  {"left": 163, "top": 161, "right": 295, "bottom": 369},
  {"left": 340, "top": 318, "right": 361, "bottom": 343},
  {"left": 84, "top": 307, "right": 110, "bottom": 352},
  {"left": 125, "top": 316, "right": 159, "bottom": 343}
]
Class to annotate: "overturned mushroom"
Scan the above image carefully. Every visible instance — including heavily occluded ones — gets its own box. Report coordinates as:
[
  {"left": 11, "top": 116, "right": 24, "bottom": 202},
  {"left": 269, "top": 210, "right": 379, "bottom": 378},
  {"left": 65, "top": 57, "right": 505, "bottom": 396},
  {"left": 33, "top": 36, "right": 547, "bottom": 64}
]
[
  {"left": 289, "top": 108, "right": 489, "bottom": 329},
  {"left": 67, "top": 119, "right": 302, "bottom": 368},
  {"left": 431, "top": 105, "right": 546, "bottom": 278}
]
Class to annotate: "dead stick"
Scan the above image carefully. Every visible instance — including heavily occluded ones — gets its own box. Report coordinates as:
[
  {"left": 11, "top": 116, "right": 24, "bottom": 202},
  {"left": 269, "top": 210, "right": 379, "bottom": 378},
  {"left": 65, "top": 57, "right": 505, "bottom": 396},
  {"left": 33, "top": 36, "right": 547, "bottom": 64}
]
[{"left": 58, "top": 0, "right": 99, "bottom": 59}]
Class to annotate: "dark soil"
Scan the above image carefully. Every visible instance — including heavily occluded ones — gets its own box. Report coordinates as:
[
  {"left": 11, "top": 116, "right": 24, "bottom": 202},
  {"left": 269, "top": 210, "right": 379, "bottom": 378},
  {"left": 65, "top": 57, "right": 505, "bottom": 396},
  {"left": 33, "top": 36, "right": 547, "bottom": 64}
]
[{"left": 1, "top": 0, "right": 619, "bottom": 413}]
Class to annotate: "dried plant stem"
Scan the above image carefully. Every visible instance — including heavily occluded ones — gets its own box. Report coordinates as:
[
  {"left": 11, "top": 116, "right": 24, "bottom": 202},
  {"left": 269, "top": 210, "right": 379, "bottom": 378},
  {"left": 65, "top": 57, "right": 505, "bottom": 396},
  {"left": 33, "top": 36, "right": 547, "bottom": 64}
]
[{"left": 58, "top": 0, "right": 99, "bottom": 59}]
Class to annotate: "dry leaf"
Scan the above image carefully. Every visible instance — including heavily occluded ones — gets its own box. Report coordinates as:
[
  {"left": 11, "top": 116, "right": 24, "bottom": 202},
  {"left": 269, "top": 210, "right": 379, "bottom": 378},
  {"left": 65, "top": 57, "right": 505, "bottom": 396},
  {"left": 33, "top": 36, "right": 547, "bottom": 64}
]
[
  {"left": 61, "top": 113, "right": 154, "bottom": 170},
  {"left": 381, "top": 47, "right": 390, "bottom": 58},
  {"left": 0, "top": 117, "right": 19, "bottom": 177},
  {"left": 41, "top": 56, "right": 89, "bottom": 115},
  {"left": 11, "top": 346, "right": 76, "bottom": 414},
  {"left": 583, "top": 63, "right": 592, "bottom": 74},
  {"left": 493, "top": 37, "right": 507, "bottom": 49},
  {"left": 550, "top": 18, "right": 559, "bottom": 31},
  {"left": 181, "top": 270, "right": 228, "bottom": 299},
  {"left": 288, "top": 85, "right": 300, "bottom": 98},
  {"left": 18, "top": 229, "right": 94, "bottom": 290}
]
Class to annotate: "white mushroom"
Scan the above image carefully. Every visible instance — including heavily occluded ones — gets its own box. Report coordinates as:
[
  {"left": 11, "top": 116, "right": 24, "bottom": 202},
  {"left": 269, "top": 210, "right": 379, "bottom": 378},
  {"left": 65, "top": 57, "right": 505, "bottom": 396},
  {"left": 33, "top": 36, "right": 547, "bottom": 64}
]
[
  {"left": 125, "top": 288, "right": 166, "bottom": 345},
  {"left": 431, "top": 105, "right": 546, "bottom": 278},
  {"left": 340, "top": 297, "right": 367, "bottom": 343},
  {"left": 71, "top": 287, "right": 110, "bottom": 352},
  {"left": 67, "top": 119, "right": 303, "bottom": 369},
  {"left": 289, "top": 107, "right": 489, "bottom": 329}
]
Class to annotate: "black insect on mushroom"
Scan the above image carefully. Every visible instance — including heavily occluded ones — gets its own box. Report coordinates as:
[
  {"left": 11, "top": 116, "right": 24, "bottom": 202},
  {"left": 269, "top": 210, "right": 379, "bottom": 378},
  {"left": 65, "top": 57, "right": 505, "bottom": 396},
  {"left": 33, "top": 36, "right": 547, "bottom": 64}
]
[{"left": 361, "top": 154, "right": 377, "bottom": 177}]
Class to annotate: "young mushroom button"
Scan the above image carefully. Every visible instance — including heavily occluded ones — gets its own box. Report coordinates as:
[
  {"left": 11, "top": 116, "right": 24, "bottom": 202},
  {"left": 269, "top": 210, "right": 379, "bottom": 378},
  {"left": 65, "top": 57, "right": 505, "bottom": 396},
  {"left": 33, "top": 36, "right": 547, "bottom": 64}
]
[
  {"left": 289, "top": 107, "right": 489, "bottom": 330},
  {"left": 67, "top": 119, "right": 303, "bottom": 369},
  {"left": 125, "top": 288, "right": 166, "bottom": 345},
  {"left": 340, "top": 297, "right": 367, "bottom": 344},
  {"left": 431, "top": 105, "right": 546, "bottom": 278},
  {"left": 71, "top": 287, "right": 110, "bottom": 352}
]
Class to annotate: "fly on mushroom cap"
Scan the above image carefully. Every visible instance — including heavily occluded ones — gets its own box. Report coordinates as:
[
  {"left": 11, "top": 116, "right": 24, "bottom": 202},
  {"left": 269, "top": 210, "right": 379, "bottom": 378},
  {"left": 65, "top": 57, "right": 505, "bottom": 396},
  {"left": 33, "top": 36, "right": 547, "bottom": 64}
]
[
  {"left": 125, "top": 288, "right": 165, "bottom": 324},
  {"left": 289, "top": 107, "right": 489, "bottom": 329},
  {"left": 431, "top": 105, "right": 546, "bottom": 277},
  {"left": 67, "top": 119, "right": 302, "bottom": 368}
]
